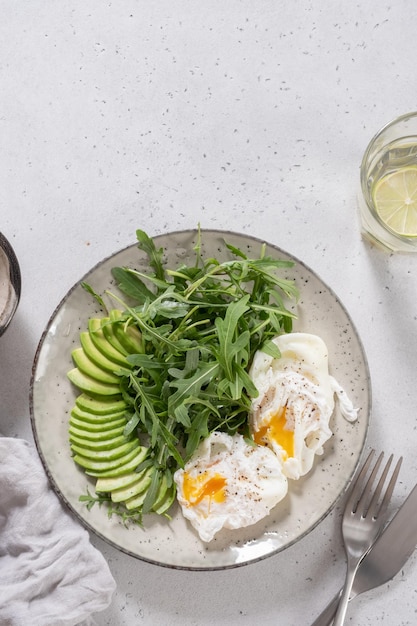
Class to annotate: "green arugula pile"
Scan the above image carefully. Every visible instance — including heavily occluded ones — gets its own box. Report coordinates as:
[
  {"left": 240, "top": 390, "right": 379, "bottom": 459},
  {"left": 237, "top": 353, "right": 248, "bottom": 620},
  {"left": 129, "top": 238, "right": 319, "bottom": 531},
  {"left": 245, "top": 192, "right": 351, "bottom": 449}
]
[{"left": 82, "top": 228, "right": 299, "bottom": 517}]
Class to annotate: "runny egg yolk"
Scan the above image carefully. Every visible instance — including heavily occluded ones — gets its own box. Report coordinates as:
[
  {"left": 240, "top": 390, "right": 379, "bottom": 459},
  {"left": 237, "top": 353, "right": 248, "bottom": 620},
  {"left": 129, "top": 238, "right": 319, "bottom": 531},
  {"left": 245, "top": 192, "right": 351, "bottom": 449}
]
[
  {"left": 253, "top": 406, "right": 294, "bottom": 459},
  {"left": 182, "top": 471, "right": 227, "bottom": 507}
]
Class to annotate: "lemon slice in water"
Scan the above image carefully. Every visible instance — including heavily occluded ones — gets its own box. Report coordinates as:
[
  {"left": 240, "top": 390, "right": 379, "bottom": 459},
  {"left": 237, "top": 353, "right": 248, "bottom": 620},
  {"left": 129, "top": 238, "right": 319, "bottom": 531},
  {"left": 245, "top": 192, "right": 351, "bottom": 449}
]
[{"left": 372, "top": 165, "right": 417, "bottom": 237}]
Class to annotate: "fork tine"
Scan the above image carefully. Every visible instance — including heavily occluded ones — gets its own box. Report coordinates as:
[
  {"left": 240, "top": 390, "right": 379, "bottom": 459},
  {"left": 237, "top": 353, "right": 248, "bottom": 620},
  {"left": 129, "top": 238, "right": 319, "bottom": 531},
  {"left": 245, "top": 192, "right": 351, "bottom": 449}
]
[
  {"left": 364, "top": 454, "right": 392, "bottom": 517},
  {"left": 354, "top": 451, "right": 384, "bottom": 517},
  {"left": 368, "top": 455, "right": 402, "bottom": 520},
  {"left": 345, "top": 449, "right": 376, "bottom": 512}
]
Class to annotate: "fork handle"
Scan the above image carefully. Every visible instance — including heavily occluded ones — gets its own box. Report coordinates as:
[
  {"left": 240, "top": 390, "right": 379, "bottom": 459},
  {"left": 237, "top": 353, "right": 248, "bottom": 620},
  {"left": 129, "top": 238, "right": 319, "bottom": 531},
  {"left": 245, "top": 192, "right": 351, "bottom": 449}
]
[
  {"left": 310, "top": 590, "right": 342, "bottom": 626},
  {"left": 333, "top": 560, "right": 360, "bottom": 626}
]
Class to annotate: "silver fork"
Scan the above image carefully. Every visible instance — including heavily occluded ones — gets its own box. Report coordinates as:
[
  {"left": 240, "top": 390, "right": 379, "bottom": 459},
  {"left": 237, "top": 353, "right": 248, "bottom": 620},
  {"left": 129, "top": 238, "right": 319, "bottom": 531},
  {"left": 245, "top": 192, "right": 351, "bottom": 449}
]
[{"left": 333, "top": 449, "right": 402, "bottom": 626}]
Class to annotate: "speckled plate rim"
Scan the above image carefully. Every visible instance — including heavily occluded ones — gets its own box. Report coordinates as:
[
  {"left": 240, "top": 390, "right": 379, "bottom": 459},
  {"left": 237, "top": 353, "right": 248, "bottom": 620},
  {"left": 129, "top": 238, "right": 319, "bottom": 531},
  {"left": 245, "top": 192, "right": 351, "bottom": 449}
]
[{"left": 29, "top": 229, "right": 371, "bottom": 571}]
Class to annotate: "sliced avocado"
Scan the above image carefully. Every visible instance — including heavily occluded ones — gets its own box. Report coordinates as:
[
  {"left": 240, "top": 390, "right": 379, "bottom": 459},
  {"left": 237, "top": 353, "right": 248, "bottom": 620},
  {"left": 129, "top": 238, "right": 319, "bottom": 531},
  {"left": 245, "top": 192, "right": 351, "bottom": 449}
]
[
  {"left": 151, "top": 474, "right": 169, "bottom": 510},
  {"left": 73, "top": 449, "right": 138, "bottom": 476},
  {"left": 109, "top": 309, "right": 143, "bottom": 354},
  {"left": 80, "top": 331, "right": 128, "bottom": 373},
  {"left": 95, "top": 457, "right": 149, "bottom": 492},
  {"left": 69, "top": 414, "right": 126, "bottom": 432},
  {"left": 69, "top": 423, "right": 126, "bottom": 441},
  {"left": 111, "top": 466, "right": 153, "bottom": 502},
  {"left": 88, "top": 318, "right": 129, "bottom": 365},
  {"left": 95, "top": 472, "right": 139, "bottom": 493},
  {"left": 69, "top": 432, "right": 131, "bottom": 451},
  {"left": 71, "top": 348, "right": 121, "bottom": 384},
  {"left": 75, "top": 393, "right": 127, "bottom": 415},
  {"left": 84, "top": 448, "right": 147, "bottom": 477},
  {"left": 125, "top": 488, "right": 148, "bottom": 510},
  {"left": 71, "top": 438, "right": 139, "bottom": 461},
  {"left": 68, "top": 368, "right": 121, "bottom": 396},
  {"left": 100, "top": 316, "right": 130, "bottom": 355},
  {"left": 153, "top": 486, "right": 176, "bottom": 515},
  {"left": 71, "top": 406, "right": 126, "bottom": 424}
]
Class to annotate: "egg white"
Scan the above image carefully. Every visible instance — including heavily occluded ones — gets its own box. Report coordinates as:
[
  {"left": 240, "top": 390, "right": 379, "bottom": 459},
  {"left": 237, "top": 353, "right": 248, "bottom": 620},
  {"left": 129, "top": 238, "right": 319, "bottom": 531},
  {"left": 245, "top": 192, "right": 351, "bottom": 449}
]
[
  {"left": 174, "top": 431, "right": 288, "bottom": 543},
  {"left": 249, "top": 332, "right": 338, "bottom": 480}
]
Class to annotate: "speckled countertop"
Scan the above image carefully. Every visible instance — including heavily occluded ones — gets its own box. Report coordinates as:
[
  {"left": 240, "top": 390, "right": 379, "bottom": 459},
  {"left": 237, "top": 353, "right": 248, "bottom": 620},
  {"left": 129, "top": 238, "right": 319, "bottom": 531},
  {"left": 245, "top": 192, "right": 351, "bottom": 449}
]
[{"left": 1, "top": 1, "right": 417, "bottom": 624}]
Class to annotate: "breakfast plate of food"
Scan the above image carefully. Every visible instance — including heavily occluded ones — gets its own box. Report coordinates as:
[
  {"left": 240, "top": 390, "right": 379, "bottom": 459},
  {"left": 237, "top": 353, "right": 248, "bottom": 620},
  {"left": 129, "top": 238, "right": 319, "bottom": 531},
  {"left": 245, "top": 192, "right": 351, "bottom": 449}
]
[{"left": 30, "top": 228, "right": 370, "bottom": 570}]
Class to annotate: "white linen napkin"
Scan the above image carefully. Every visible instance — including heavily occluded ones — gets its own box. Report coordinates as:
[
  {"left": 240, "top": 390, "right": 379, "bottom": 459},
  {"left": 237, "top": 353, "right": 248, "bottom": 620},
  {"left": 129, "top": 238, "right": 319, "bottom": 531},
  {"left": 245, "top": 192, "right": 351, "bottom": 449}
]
[{"left": 0, "top": 437, "right": 116, "bottom": 626}]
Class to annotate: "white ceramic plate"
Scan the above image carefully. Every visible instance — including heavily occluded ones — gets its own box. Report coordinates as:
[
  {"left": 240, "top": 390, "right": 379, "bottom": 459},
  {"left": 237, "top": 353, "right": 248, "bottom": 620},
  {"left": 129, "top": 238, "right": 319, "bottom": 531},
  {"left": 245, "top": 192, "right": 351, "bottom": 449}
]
[{"left": 30, "top": 229, "right": 370, "bottom": 570}]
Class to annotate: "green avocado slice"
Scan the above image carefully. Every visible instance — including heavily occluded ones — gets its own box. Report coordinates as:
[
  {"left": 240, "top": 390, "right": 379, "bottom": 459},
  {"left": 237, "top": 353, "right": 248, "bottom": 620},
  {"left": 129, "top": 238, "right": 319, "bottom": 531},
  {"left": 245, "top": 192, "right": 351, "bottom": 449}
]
[
  {"left": 95, "top": 457, "right": 149, "bottom": 492},
  {"left": 84, "top": 448, "right": 146, "bottom": 477},
  {"left": 100, "top": 316, "right": 130, "bottom": 355},
  {"left": 69, "top": 414, "right": 127, "bottom": 432},
  {"left": 109, "top": 309, "right": 143, "bottom": 354},
  {"left": 110, "top": 466, "right": 153, "bottom": 502},
  {"left": 71, "top": 348, "right": 121, "bottom": 384},
  {"left": 75, "top": 393, "right": 127, "bottom": 415},
  {"left": 151, "top": 474, "right": 169, "bottom": 509},
  {"left": 88, "top": 318, "right": 129, "bottom": 365},
  {"left": 125, "top": 489, "right": 148, "bottom": 510},
  {"left": 80, "top": 331, "right": 128, "bottom": 373},
  {"left": 69, "top": 423, "right": 126, "bottom": 441},
  {"left": 70, "top": 406, "right": 127, "bottom": 424},
  {"left": 71, "top": 438, "right": 139, "bottom": 461},
  {"left": 95, "top": 472, "right": 140, "bottom": 493},
  {"left": 153, "top": 486, "right": 176, "bottom": 515},
  {"left": 69, "top": 432, "right": 132, "bottom": 451},
  {"left": 68, "top": 368, "right": 121, "bottom": 396}
]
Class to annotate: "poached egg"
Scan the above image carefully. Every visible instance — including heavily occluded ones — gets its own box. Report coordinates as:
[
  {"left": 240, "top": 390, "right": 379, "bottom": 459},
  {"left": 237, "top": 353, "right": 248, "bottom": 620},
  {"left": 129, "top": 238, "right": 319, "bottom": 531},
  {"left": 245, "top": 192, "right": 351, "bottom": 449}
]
[
  {"left": 174, "top": 431, "right": 288, "bottom": 543},
  {"left": 249, "top": 332, "right": 357, "bottom": 480}
]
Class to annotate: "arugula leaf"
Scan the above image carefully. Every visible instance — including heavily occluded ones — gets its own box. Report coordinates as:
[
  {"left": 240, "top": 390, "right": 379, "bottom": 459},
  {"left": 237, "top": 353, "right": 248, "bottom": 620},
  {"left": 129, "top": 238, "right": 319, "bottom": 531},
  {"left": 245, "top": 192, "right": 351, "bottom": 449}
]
[
  {"left": 79, "top": 489, "right": 111, "bottom": 510},
  {"left": 111, "top": 266, "right": 155, "bottom": 303},
  {"left": 81, "top": 282, "right": 107, "bottom": 310},
  {"left": 136, "top": 229, "right": 165, "bottom": 281},
  {"left": 168, "top": 362, "right": 220, "bottom": 416},
  {"left": 214, "top": 296, "right": 250, "bottom": 370},
  {"left": 141, "top": 470, "right": 159, "bottom": 514},
  {"left": 123, "top": 412, "right": 140, "bottom": 436}
]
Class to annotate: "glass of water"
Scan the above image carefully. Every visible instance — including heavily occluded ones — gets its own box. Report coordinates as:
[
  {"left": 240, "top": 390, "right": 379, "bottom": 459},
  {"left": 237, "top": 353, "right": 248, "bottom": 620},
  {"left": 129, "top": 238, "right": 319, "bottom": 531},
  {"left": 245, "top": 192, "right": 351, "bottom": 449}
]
[{"left": 359, "top": 111, "right": 417, "bottom": 252}]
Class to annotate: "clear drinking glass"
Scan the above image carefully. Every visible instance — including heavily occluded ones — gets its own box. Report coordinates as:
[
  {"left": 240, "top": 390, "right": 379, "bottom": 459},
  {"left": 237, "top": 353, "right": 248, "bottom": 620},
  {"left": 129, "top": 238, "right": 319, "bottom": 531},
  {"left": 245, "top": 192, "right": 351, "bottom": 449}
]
[{"left": 359, "top": 112, "right": 417, "bottom": 252}]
